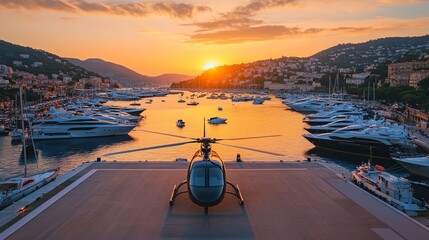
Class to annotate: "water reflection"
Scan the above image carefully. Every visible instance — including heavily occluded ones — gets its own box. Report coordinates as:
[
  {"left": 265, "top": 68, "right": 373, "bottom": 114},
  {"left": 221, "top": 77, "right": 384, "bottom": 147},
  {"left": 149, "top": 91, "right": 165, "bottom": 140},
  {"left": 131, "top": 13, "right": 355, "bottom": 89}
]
[{"left": 35, "top": 135, "right": 134, "bottom": 158}]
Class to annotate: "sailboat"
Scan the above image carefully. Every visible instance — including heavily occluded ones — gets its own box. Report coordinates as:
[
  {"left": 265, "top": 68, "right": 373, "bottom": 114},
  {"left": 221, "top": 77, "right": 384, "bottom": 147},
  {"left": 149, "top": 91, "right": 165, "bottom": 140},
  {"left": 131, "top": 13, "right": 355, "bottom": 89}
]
[{"left": 0, "top": 86, "right": 59, "bottom": 210}]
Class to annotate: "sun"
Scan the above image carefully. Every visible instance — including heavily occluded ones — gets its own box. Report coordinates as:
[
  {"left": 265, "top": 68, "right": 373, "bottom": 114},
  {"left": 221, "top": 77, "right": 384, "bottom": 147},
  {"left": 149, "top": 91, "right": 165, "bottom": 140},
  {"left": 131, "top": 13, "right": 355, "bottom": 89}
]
[{"left": 203, "top": 62, "right": 220, "bottom": 70}]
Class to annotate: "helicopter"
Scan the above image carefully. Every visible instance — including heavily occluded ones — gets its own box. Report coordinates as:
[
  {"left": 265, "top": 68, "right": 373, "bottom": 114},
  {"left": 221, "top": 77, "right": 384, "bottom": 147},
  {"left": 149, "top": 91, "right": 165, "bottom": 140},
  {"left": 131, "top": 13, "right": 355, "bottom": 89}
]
[{"left": 103, "top": 120, "right": 283, "bottom": 214}]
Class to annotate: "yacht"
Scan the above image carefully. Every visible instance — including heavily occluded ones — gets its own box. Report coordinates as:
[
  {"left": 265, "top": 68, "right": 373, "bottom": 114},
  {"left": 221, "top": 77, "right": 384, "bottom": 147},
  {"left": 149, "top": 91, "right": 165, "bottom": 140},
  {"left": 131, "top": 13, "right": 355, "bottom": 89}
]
[
  {"left": 178, "top": 99, "right": 186, "bottom": 103},
  {"left": 305, "top": 107, "right": 362, "bottom": 120},
  {"left": 1, "top": 168, "right": 59, "bottom": 209},
  {"left": 304, "top": 115, "right": 362, "bottom": 126},
  {"left": 288, "top": 99, "right": 328, "bottom": 113},
  {"left": 109, "top": 92, "right": 140, "bottom": 101},
  {"left": 351, "top": 162, "right": 427, "bottom": 216},
  {"left": 305, "top": 118, "right": 365, "bottom": 133},
  {"left": 252, "top": 97, "right": 265, "bottom": 105},
  {"left": 100, "top": 106, "right": 146, "bottom": 116},
  {"left": 392, "top": 156, "right": 429, "bottom": 178},
  {"left": 208, "top": 117, "right": 227, "bottom": 124},
  {"left": 303, "top": 125, "right": 414, "bottom": 159},
  {"left": 31, "top": 116, "right": 136, "bottom": 140}
]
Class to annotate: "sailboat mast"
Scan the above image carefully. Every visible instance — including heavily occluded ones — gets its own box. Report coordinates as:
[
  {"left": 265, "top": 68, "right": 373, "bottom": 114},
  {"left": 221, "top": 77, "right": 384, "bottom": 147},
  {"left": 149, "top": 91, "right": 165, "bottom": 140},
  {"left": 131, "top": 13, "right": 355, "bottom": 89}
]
[{"left": 19, "top": 86, "right": 27, "bottom": 177}]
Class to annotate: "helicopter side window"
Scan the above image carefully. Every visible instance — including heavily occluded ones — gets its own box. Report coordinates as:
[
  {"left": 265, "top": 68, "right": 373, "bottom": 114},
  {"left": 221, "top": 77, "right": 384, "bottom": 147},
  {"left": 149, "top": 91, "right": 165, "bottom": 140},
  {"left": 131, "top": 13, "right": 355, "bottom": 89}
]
[
  {"left": 190, "top": 167, "right": 206, "bottom": 187},
  {"left": 209, "top": 167, "right": 223, "bottom": 187}
]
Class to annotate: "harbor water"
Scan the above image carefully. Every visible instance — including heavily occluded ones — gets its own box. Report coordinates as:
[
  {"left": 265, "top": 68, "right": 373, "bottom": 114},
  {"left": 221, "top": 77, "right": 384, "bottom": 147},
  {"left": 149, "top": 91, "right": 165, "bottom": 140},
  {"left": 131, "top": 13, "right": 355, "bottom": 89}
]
[{"left": 0, "top": 93, "right": 387, "bottom": 178}]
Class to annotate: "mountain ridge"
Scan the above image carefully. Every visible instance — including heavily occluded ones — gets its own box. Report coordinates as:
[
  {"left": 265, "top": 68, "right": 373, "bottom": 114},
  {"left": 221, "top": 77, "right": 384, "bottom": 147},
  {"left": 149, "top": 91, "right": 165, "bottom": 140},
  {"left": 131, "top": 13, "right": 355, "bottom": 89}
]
[{"left": 65, "top": 58, "right": 194, "bottom": 87}]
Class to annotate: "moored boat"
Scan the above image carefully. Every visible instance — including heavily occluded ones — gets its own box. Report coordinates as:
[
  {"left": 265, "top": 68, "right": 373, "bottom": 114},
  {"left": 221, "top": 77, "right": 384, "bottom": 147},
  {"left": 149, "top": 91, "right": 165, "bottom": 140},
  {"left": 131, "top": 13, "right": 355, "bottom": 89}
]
[
  {"left": 0, "top": 168, "right": 60, "bottom": 209},
  {"left": 208, "top": 117, "right": 227, "bottom": 124},
  {"left": 351, "top": 163, "right": 427, "bottom": 216},
  {"left": 187, "top": 101, "right": 199, "bottom": 106},
  {"left": 176, "top": 119, "right": 185, "bottom": 128},
  {"left": 392, "top": 156, "right": 429, "bottom": 178}
]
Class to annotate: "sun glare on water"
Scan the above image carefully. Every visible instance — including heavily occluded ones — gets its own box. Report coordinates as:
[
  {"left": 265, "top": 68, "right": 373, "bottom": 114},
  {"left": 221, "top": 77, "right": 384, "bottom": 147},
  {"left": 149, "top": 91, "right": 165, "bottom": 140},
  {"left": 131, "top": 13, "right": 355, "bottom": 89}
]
[{"left": 203, "top": 62, "right": 220, "bottom": 70}]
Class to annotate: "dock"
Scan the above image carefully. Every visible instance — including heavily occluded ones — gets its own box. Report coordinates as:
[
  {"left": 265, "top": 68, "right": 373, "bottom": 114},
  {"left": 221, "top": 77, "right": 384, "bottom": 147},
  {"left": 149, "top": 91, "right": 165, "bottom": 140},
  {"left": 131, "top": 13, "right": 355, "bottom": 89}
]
[{"left": 1, "top": 161, "right": 429, "bottom": 239}]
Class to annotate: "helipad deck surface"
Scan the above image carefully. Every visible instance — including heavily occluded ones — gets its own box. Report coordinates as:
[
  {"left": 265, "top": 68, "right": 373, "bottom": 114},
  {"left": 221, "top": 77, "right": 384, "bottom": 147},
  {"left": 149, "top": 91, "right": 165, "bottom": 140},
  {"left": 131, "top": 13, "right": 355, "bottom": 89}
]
[{"left": 2, "top": 162, "right": 429, "bottom": 239}]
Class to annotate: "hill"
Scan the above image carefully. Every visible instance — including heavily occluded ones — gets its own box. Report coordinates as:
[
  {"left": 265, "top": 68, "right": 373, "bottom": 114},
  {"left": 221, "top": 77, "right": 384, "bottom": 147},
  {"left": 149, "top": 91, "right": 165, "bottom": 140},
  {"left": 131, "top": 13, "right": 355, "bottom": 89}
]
[
  {"left": 172, "top": 35, "right": 429, "bottom": 89},
  {"left": 0, "top": 40, "right": 101, "bottom": 80},
  {"left": 312, "top": 35, "right": 429, "bottom": 68},
  {"left": 65, "top": 58, "right": 193, "bottom": 87}
]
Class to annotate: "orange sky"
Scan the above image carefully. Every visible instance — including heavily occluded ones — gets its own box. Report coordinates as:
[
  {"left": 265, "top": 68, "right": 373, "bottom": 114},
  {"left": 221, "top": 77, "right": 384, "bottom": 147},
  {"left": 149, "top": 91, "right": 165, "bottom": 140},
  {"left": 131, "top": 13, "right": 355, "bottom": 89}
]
[{"left": 0, "top": 0, "right": 428, "bottom": 76}]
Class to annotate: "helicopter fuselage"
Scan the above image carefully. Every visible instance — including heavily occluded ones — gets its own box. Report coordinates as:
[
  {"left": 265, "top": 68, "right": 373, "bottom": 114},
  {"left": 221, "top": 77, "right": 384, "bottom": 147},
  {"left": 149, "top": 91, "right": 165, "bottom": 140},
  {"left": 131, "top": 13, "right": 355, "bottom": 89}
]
[{"left": 187, "top": 158, "right": 226, "bottom": 207}]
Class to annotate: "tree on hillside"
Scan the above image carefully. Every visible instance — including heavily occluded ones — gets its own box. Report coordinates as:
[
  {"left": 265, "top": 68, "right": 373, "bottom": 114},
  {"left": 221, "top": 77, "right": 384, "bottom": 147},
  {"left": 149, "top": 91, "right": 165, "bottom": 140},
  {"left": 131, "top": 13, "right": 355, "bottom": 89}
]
[{"left": 417, "top": 76, "right": 429, "bottom": 90}]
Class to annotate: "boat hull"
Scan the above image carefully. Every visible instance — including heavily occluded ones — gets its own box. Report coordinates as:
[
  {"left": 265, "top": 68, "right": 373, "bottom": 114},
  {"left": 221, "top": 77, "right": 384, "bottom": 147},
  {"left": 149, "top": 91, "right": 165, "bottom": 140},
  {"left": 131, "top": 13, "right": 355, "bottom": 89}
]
[
  {"left": 32, "top": 125, "right": 135, "bottom": 140},
  {"left": 0, "top": 168, "right": 59, "bottom": 209},
  {"left": 393, "top": 158, "right": 429, "bottom": 178},
  {"left": 304, "top": 135, "right": 394, "bottom": 159}
]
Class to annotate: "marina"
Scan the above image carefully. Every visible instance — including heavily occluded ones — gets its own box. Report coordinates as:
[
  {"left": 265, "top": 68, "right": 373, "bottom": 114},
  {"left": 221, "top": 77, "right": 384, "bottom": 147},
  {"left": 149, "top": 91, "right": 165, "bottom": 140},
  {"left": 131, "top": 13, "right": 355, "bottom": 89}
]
[{"left": 1, "top": 90, "right": 429, "bottom": 239}]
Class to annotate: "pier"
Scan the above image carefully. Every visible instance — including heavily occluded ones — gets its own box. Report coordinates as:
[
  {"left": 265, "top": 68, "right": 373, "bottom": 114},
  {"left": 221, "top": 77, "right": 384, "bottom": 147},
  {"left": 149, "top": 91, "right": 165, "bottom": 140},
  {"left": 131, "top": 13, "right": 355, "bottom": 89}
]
[{"left": 1, "top": 161, "right": 429, "bottom": 239}]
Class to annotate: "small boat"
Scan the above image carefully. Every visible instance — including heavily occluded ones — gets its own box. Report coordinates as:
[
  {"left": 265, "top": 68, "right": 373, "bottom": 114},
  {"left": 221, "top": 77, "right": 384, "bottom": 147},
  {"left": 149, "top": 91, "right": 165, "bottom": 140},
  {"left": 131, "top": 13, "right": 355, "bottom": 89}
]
[
  {"left": 130, "top": 101, "right": 141, "bottom": 106},
  {"left": 392, "top": 156, "right": 429, "bottom": 178},
  {"left": 187, "top": 101, "right": 199, "bottom": 106},
  {"left": 145, "top": 99, "right": 153, "bottom": 104},
  {"left": 0, "top": 168, "right": 60, "bottom": 209},
  {"left": 253, "top": 97, "right": 265, "bottom": 105},
  {"left": 351, "top": 162, "right": 427, "bottom": 216},
  {"left": 176, "top": 119, "right": 185, "bottom": 128},
  {"left": 218, "top": 107, "right": 223, "bottom": 111},
  {"left": 208, "top": 117, "right": 227, "bottom": 124},
  {"left": 178, "top": 99, "right": 186, "bottom": 103}
]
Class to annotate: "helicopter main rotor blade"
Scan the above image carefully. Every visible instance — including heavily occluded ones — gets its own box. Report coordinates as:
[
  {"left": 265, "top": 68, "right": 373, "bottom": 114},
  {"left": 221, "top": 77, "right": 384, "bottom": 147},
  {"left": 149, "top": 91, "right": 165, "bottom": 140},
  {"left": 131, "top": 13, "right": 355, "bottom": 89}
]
[
  {"left": 216, "top": 135, "right": 281, "bottom": 141},
  {"left": 102, "top": 140, "right": 198, "bottom": 157},
  {"left": 136, "top": 130, "right": 196, "bottom": 140},
  {"left": 217, "top": 142, "right": 284, "bottom": 156}
]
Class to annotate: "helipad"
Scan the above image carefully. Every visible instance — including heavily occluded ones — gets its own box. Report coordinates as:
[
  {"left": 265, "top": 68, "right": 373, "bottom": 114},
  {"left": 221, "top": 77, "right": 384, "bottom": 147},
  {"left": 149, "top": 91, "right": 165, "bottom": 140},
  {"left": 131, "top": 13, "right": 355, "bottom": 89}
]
[{"left": 1, "top": 162, "right": 428, "bottom": 239}]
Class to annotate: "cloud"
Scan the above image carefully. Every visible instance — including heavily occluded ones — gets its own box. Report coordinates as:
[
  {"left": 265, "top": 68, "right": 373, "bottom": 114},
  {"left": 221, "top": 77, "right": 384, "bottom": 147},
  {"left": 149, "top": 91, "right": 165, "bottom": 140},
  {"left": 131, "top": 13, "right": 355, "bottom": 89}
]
[
  {"left": 188, "top": 25, "right": 383, "bottom": 44},
  {"left": 330, "top": 27, "right": 373, "bottom": 33},
  {"left": 189, "top": 25, "right": 324, "bottom": 44},
  {"left": 377, "top": 0, "right": 429, "bottom": 4},
  {"left": 186, "top": 0, "right": 297, "bottom": 32},
  {"left": 0, "top": 0, "right": 211, "bottom": 19}
]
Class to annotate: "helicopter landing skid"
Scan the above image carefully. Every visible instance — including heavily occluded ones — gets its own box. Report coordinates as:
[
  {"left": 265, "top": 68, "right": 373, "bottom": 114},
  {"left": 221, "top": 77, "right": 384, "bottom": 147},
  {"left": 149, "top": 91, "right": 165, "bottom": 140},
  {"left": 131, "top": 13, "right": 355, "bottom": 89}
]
[
  {"left": 226, "top": 181, "right": 244, "bottom": 205},
  {"left": 169, "top": 180, "right": 188, "bottom": 205}
]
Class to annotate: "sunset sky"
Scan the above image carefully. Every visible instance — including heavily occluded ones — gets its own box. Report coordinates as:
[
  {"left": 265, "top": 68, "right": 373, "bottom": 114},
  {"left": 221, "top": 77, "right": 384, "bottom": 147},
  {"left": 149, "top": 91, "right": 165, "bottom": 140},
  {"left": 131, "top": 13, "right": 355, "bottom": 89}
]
[{"left": 0, "top": 0, "right": 428, "bottom": 76}]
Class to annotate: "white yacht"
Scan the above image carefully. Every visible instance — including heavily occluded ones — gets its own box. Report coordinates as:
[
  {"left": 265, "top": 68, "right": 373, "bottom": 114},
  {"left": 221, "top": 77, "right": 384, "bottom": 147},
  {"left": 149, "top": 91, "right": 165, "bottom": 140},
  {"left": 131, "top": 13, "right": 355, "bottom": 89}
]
[
  {"left": 100, "top": 106, "right": 145, "bottom": 116},
  {"left": 305, "top": 107, "right": 362, "bottom": 120},
  {"left": 31, "top": 116, "right": 136, "bottom": 140},
  {"left": 351, "top": 163, "right": 427, "bottom": 216},
  {"left": 304, "top": 125, "right": 414, "bottom": 159},
  {"left": 288, "top": 99, "right": 328, "bottom": 113},
  {"left": 252, "top": 97, "right": 265, "bottom": 105},
  {"left": 392, "top": 156, "right": 429, "bottom": 178},
  {"left": 304, "top": 115, "right": 362, "bottom": 126},
  {"left": 0, "top": 168, "right": 59, "bottom": 209},
  {"left": 305, "top": 118, "right": 366, "bottom": 133}
]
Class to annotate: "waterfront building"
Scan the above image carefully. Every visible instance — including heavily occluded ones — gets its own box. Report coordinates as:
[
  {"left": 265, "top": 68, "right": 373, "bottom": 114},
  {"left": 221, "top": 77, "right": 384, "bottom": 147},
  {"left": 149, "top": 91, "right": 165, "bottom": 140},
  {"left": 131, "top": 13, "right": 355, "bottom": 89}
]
[
  {"left": 405, "top": 107, "right": 428, "bottom": 129},
  {"left": 409, "top": 70, "right": 429, "bottom": 88},
  {"left": 388, "top": 61, "right": 429, "bottom": 86}
]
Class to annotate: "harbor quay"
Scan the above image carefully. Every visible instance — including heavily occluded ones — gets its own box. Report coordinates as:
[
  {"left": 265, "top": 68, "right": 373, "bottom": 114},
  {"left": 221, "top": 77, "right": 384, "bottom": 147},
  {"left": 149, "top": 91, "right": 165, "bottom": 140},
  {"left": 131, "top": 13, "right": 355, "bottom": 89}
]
[{"left": 1, "top": 161, "right": 429, "bottom": 240}]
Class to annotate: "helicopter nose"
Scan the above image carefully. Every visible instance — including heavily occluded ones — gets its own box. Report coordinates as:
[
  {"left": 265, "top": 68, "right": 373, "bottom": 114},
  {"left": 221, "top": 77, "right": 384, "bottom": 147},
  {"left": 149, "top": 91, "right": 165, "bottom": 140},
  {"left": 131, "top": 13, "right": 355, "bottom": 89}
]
[{"left": 190, "top": 186, "right": 223, "bottom": 205}]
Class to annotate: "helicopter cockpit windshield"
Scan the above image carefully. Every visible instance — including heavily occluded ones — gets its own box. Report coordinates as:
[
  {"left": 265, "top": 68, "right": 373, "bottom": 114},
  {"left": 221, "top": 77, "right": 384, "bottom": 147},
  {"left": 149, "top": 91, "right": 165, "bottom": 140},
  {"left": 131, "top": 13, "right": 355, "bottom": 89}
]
[
  {"left": 189, "top": 164, "right": 225, "bottom": 205},
  {"left": 189, "top": 166, "right": 224, "bottom": 187}
]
